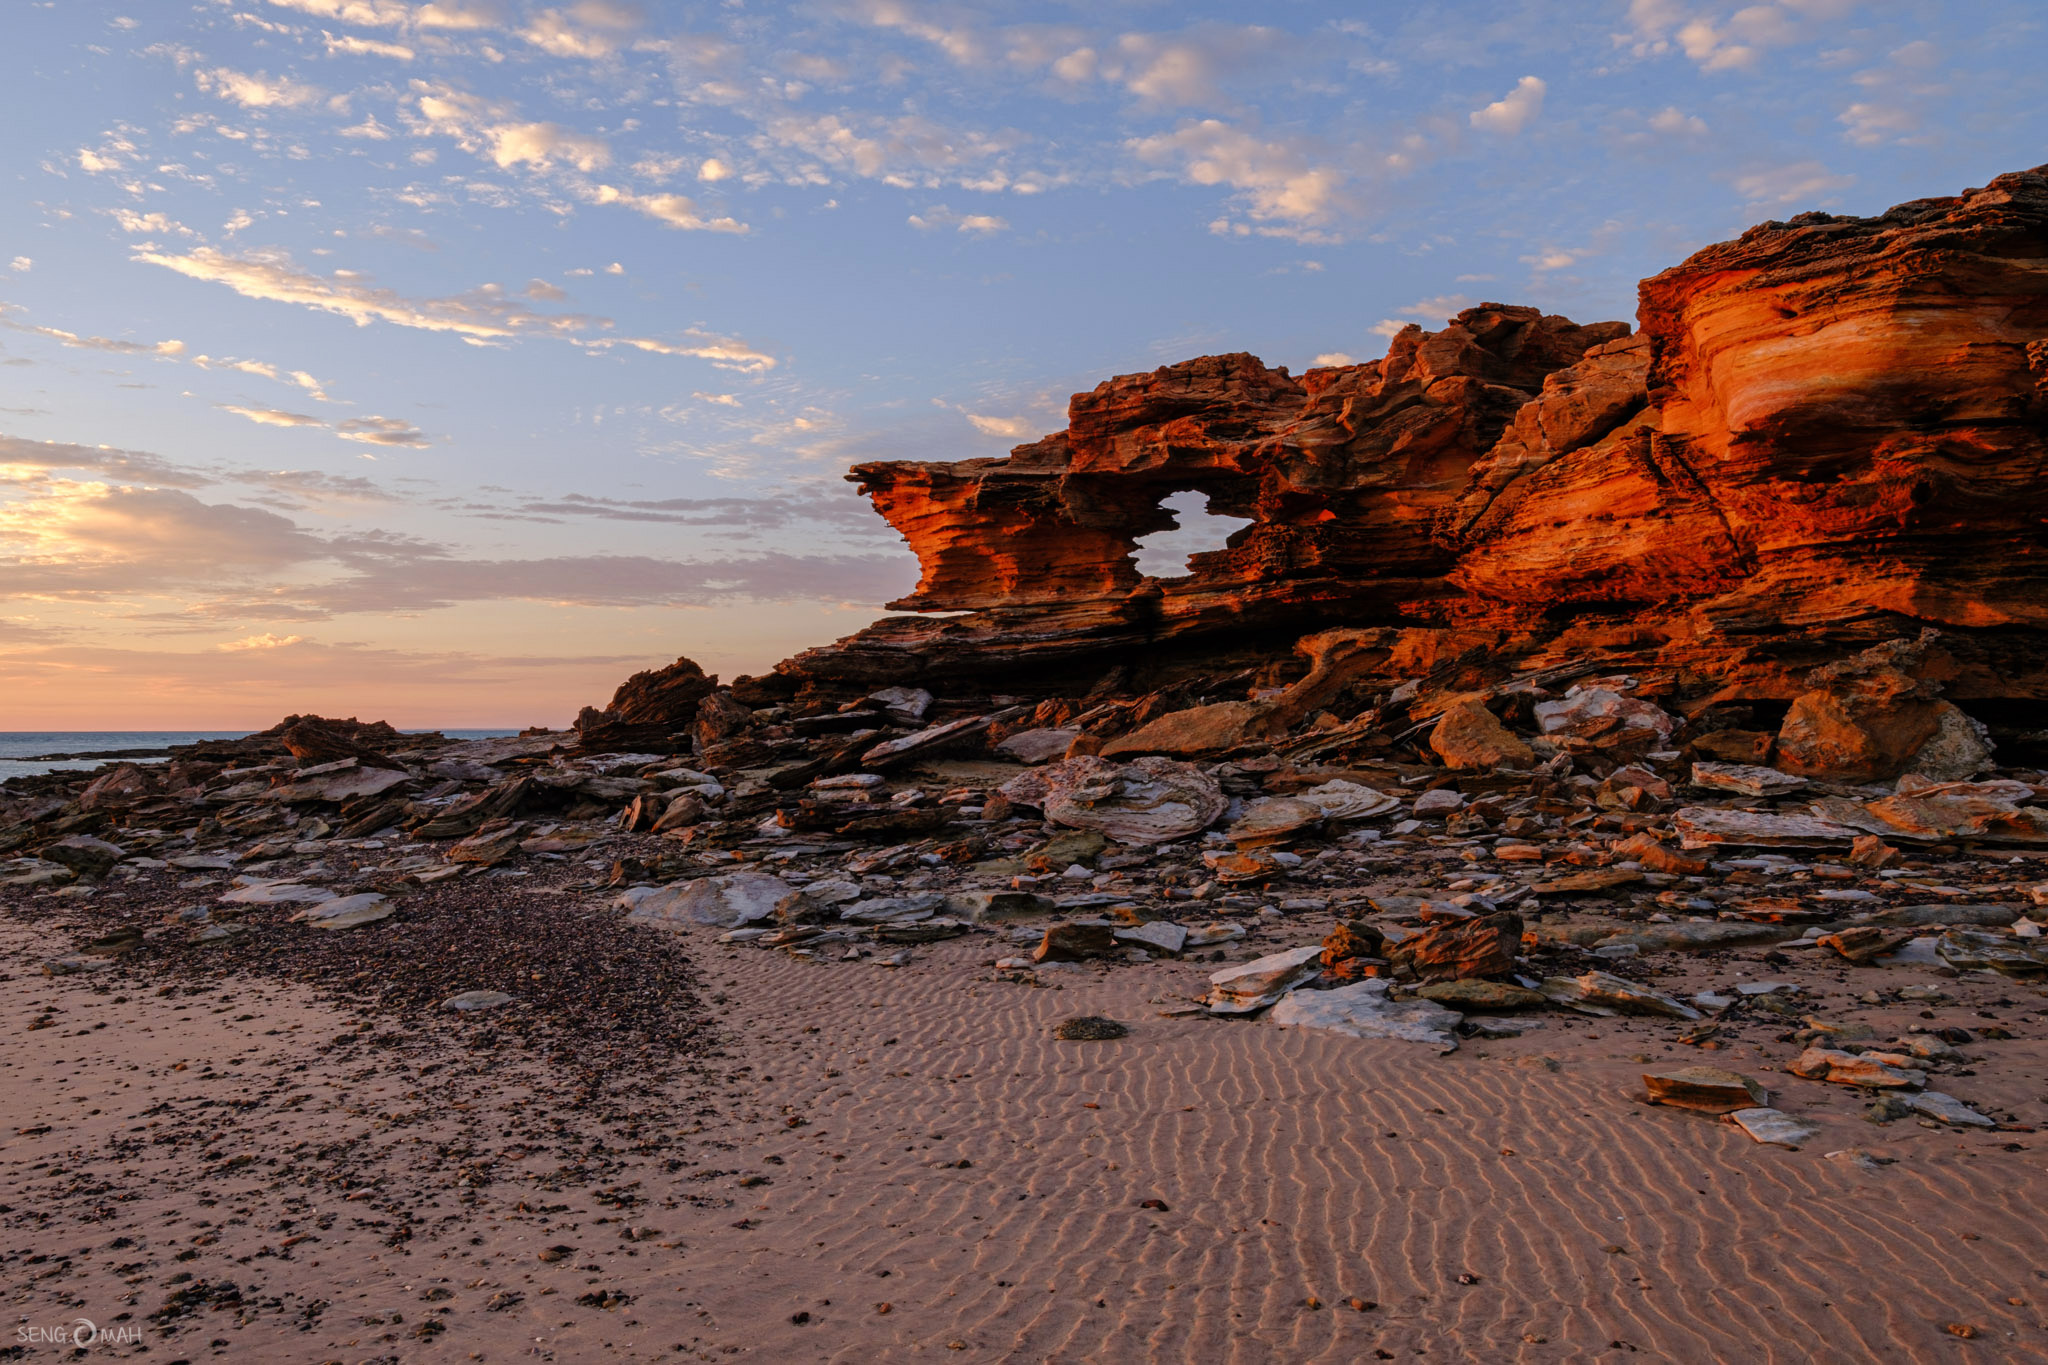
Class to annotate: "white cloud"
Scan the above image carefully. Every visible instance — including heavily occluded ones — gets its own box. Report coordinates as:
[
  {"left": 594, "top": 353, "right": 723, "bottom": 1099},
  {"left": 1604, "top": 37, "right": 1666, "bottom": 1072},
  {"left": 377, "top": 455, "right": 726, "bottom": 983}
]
[
  {"left": 7, "top": 258, "right": 29, "bottom": 273},
  {"left": 324, "top": 32, "right": 415, "bottom": 59},
  {"left": 133, "top": 246, "right": 771, "bottom": 369},
  {"left": 219, "top": 632, "right": 304, "bottom": 650},
  {"left": 0, "top": 305, "right": 185, "bottom": 357},
  {"left": 519, "top": 2, "right": 640, "bottom": 59},
  {"left": 1311, "top": 353, "right": 1357, "bottom": 368},
  {"left": 907, "top": 206, "right": 1008, "bottom": 234},
  {"left": 220, "top": 404, "right": 326, "bottom": 428},
  {"left": 1733, "top": 159, "right": 1855, "bottom": 205},
  {"left": 337, "top": 415, "right": 430, "bottom": 447},
  {"left": 963, "top": 412, "right": 1031, "bottom": 438},
  {"left": 693, "top": 391, "right": 741, "bottom": 407},
  {"left": 196, "top": 66, "right": 326, "bottom": 110},
  {"left": 109, "top": 209, "right": 196, "bottom": 238},
  {"left": 1130, "top": 120, "right": 1344, "bottom": 232},
  {"left": 1648, "top": 106, "right": 1709, "bottom": 135},
  {"left": 1396, "top": 294, "right": 1476, "bottom": 323},
  {"left": 264, "top": 0, "right": 501, "bottom": 29},
  {"left": 1368, "top": 319, "right": 1408, "bottom": 339},
  {"left": 1618, "top": 0, "right": 1863, "bottom": 72},
  {"left": 524, "top": 278, "right": 567, "bottom": 301},
  {"left": 698, "top": 158, "right": 732, "bottom": 182},
  {"left": 195, "top": 355, "right": 335, "bottom": 403},
  {"left": 1469, "top": 76, "right": 1545, "bottom": 134},
  {"left": 487, "top": 122, "right": 612, "bottom": 172},
  {"left": 1839, "top": 100, "right": 1919, "bottom": 145},
  {"left": 583, "top": 184, "right": 747, "bottom": 233},
  {"left": 266, "top": 0, "right": 419, "bottom": 25}
]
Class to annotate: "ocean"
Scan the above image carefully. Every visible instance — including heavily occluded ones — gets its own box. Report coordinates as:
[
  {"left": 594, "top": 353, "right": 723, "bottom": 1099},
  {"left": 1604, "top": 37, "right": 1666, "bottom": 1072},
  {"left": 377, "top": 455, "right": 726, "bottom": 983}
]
[{"left": 0, "top": 730, "right": 522, "bottom": 783}]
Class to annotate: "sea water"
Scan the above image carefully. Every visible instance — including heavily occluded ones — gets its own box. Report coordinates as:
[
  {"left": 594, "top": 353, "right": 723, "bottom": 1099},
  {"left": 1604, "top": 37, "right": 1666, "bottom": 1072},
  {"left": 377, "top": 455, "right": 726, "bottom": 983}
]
[{"left": 0, "top": 731, "right": 521, "bottom": 783}]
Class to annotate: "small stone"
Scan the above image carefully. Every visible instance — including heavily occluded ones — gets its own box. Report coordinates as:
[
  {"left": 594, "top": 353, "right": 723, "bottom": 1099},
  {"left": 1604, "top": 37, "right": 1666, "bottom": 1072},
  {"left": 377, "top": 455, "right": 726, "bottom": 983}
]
[
  {"left": 443, "top": 990, "right": 515, "bottom": 1012},
  {"left": 1411, "top": 789, "right": 1466, "bottom": 817}
]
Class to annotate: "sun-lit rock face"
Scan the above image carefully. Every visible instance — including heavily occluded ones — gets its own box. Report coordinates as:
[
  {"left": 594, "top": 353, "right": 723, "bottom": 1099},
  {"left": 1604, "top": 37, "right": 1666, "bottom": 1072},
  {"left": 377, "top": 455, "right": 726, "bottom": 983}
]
[
  {"left": 788, "top": 166, "right": 2048, "bottom": 698},
  {"left": 848, "top": 306, "right": 1623, "bottom": 616},
  {"left": 1453, "top": 165, "right": 2048, "bottom": 634}
]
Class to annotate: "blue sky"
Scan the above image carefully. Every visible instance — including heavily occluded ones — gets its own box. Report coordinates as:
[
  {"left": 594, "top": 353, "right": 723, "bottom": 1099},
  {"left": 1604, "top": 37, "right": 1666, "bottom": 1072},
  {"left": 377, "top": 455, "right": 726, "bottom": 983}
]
[{"left": 1, "top": 0, "right": 2042, "bottom": 726}]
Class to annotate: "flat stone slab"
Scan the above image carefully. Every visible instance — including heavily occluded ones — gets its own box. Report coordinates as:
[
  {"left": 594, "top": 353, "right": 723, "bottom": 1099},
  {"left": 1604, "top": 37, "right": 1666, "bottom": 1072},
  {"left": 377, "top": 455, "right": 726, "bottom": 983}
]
[
  {"left": 1269, "top": 980, "right": 1461, "bottom": 1051},
  {"left": 292, "top": 893, "right": 395, "bottom": 930},
  {"left": 1727, "top": 1108, "right": 1820, "bottom": 1148}
]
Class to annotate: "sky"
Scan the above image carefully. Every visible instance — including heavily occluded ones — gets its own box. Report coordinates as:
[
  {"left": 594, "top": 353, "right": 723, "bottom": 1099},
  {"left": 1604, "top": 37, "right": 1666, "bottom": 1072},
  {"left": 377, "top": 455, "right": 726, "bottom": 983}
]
[{"left": 1, "top": 0, "right": 2042, "bottom": 729}]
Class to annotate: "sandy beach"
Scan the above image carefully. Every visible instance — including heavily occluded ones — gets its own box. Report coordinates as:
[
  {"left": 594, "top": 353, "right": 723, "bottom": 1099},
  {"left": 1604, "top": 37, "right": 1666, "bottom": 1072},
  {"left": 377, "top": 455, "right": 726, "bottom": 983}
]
[{"left": 6, "top": 860, "right": 2045, "bottom": 1365}]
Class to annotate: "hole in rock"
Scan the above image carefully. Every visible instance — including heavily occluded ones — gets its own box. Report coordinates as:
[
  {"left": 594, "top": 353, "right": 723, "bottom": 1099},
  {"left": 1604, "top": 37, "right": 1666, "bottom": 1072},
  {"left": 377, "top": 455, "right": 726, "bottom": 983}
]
[{"left": 1130, "top": 490, "right": 1253, "bottom": 580}]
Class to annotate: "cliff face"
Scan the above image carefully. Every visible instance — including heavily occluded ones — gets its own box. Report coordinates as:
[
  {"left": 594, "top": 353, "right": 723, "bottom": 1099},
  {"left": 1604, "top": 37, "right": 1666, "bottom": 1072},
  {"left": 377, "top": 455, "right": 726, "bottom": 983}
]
[{"left": 785, "top": 167, "right": 2048, "bottom": 701}]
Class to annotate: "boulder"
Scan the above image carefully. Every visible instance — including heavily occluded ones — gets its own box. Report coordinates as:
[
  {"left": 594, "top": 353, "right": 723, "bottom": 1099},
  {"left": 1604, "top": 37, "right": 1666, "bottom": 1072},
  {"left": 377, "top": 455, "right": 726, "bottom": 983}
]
[
  {"left": 1032, "top": 921, "right": 1118, "bottom": 963},
  {"left": 1429, "top": 697, "right": 1534, "bottom": 770},
  {"left": 42, "top": 835, "right": 126, "bottom": 878},
  {"left": 1386, "top": 911, "right": 1521, "bottom": 982},
  {"left": 1774, "top": 637, "right": 1993, "bottom": 783},
  {"left": 1006, "top": 755, "right": 1227, "bottom": 846}
]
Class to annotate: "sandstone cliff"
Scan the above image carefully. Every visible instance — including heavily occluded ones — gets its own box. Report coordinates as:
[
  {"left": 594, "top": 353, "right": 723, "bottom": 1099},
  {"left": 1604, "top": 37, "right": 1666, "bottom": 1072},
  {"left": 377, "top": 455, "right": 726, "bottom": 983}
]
[{"left": 780, "top": 167, "right": 2048, "bottom": 708}]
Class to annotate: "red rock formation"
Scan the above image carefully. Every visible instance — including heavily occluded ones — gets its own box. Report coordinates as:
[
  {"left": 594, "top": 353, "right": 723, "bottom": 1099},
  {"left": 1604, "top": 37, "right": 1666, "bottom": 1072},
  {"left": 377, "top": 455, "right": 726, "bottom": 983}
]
[{"left": 778, "top": 166, "right": 2048, "bottom": 705}]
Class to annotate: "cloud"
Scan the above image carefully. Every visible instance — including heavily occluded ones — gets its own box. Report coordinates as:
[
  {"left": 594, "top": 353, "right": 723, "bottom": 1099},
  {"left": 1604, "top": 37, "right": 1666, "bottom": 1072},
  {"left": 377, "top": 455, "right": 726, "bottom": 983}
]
[
  {"left": 907, "top": 206, "right": 1008, "bottom": 233},
  {"left": 1394, "top": 294, "right": 1476, "bottom": 324},
  {"left": 324, "top": 32, "right": 415, "bottom": 59},
  {"left": 1733, "top": 159, "right": 1855, "bottom": 206},
  {"left": 7, "top": 258, "right": 27, "bottom": 273},
  {"left": 219, "top": 632, "right": 304, "bottom": 651},
  {"left": 220, "top": 404, "right": 325, "bottom": 428},
  {"left": 591, "top": 332, "right": 776, "bottom": 373},
  {"left": 1311, "top": 352, "right": 1357, "bottom": 367},
  {"left": 109, "top": 209, "right": 197, "bottom": 238},
  {"left": 1130, "top": 120, "right": 1345, "bottom": 232},
  {"left": 264, "top": 0, "right": 502, "bottom": 29},
  {"left": 582, "top": 184, "right": 747, "bottom": 233},
  {"left": 525, "top": 278, "right": 567, "bottom": 301},
  {"left": 337, "top": 415, "right": 430, "bottom": 447},
  {"left": 962, "top": 412, "right": 1032, "bottom": 438},
  {"left": 693, "top": 392, "right": 741, "bottom": 407},
  {"left": 0, "top": 305, "right": 185, "bottom": 357},
  {"left": 1839, "top": 100, "right": 1919, "bottom": 145},
  {"left": 1647, "top": 106, "right": 1709, "bottom": 136},
  {"left": 0, "top": 434, "right": 211, "bottom": 490},
  {"left": 138, "top": 246, "right": 611, "bottom": 344},
  {"left": 194, "top": 354, "right": 335, "bottom": 402},
  {"left": 0, "top": 483, "right": 331, "bottom": 588},
  {"left": 698, "top": 158, "right": 732, "bottom": 182},
  {"left": 195, "top": 67, "right": 327, "bottom": 110},
  {"left": 519, "top": 2, "right": 641, "bottom": 58},
  {"left": 488, "top": 122, "right": 612, "bottom": 172},
  {"left": 1469, "top": 76, "right": 1545, "bottom": 134},
  {"left": 1618, "top": 0, "right": 1862, "bottom": 72},
  {"left": 1111, "top": 26, "right": 1294, "bottom": 107},
  {"left": 758, "top": 111, "right": 1024, "bottom": 188}
]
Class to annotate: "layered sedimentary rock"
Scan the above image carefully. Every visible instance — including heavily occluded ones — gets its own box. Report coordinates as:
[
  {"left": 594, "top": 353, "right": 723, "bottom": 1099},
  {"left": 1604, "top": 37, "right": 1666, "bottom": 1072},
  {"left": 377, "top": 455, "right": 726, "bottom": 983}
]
[{"left": 782, "top": 167, "right": 2048, "bottom": 703}]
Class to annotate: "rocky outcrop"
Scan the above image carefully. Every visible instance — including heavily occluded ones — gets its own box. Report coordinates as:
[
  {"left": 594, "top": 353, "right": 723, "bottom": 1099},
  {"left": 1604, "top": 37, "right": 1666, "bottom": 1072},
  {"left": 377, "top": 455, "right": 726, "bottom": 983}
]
[{"left": 781, "top": 166, "right": 2048, "bottom": 709}]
